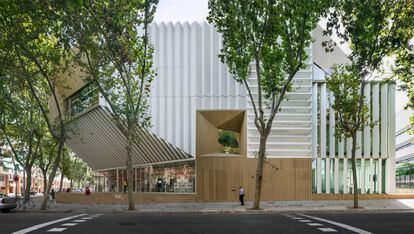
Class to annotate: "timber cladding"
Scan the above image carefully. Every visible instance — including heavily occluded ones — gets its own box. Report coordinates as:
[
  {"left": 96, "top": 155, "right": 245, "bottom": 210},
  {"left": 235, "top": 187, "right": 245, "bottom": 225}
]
[{"left": 196, "top": 156, "right": 312, "bottom": 201}]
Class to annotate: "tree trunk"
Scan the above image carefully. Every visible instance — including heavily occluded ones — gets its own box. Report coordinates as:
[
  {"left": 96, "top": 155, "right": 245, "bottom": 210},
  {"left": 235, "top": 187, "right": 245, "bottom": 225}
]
[
  {"left": 126, "top": 131, "right": 135, "bottom": 210},
  {"left": 351, "top": 134, "right": 359, "bottom": 208},
  {"left": 42, "top": 170, "right": 47, "bottom": 194},
  {"left": 253, "top": 131, "right": 268, "bottom": 210},
  {"left": 70, "top": 179, "right": 73, "bottom": 190},
  {"left": 59, "top": 172, "right": 64, "bottom": 191},
  {"left": 40, "top": 139, "right": 64, "bottom": 210},
  {"left": 24, "top": 166, "right": 32, "bottom": 202}
]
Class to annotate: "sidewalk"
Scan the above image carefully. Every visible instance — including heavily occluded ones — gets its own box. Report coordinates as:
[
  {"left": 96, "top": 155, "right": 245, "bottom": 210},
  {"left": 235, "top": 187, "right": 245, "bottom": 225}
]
[{"left": 26, "top": 199, "right": 414, "bottom": 214}]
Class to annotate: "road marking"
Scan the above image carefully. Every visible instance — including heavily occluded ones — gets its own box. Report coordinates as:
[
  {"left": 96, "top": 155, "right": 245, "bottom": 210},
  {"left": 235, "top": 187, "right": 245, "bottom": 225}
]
[
  {"left": 292, "top": 217, "right": 302, "bottom": 220},
  {"left": 307, "top": 223, "right": 323, "bottom": 227},
  {"left": 90, "top": 214, "right": 104, "bottom": 218},
  {"left": 47, "top": 228, "right": 67, "bottom": 232},
  {"left": 318, "top": 228, "right": 337, "bottom": 232},
  {"left": 73, "top": 219, "right": 87, "bottom": 223},
  {"left": 61, "top": 223, "right": 78, "bottom": 227},
  {"left": 302, "top": 214, "right": 373, "bottom": 234},
  {"left": 12, "top": 214, "right": 87, "bottom": 234},
  {"left": 298, "top": 219, "right": 311, "bottom": 222},
  {"left": 82, "top": 217, "right": 93, "bottom": 220}
]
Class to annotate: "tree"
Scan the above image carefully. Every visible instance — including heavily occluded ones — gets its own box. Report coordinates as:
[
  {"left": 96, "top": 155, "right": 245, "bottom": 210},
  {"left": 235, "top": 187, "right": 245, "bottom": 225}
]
[
  {"left": 325, "top": 0, "right": 414, "bottom": 208},
  {"left": 58, "top": 148, "right": 71, "bottom": 191},
  {"left": 65, "top": 155, "right": 92, "bottom": 190},
  {"left": 208, "top": 0, "right": 330, "bottom": 209},
  {"left": 0, "top": 76, "right": 46, "bottom": 202},
  {"left": 0, "top": 1, "right": 70, "bottom": 209},
  {"left": 396, "top": 162, "right": 414, "bottom": 176},
  {"left": 35, "top": 135, "right": 56, "bottom": 194},
  {"left": 55, "top": 0, "right": 158, "bottom": 210},
  {"left": 394, "top": 38, "right": 414, "bottom": 133}
]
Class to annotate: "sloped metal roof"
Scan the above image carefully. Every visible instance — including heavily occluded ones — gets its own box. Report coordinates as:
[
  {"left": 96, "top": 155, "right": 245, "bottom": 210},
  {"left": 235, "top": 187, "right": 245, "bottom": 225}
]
[{"left": 65, "top": 106, "right": 193, "bottom": 170}]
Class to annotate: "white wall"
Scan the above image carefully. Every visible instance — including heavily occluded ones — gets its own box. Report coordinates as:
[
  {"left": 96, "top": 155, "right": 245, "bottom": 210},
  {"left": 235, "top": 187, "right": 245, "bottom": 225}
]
[{"left": 149, "top": 22, "right": 247, "bottom": 157}]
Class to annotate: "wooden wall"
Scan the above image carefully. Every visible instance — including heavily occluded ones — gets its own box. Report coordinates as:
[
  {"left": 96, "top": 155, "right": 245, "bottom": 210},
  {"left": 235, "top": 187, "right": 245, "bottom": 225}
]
[
  {"left": 196, "top": 156, "right": 312, "bottom": 201},
  {"left": 196, "top": 112, "right": 219, "bottom": 155}
]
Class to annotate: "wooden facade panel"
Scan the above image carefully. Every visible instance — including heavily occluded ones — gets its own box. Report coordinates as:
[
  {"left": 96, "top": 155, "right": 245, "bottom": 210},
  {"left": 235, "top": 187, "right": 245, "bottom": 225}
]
[
  {"left": 196, "top": 157, "right": 312, "bottom": 201},
  {"left": 196, "top": 112, "right": 219, "bottom": 155}
]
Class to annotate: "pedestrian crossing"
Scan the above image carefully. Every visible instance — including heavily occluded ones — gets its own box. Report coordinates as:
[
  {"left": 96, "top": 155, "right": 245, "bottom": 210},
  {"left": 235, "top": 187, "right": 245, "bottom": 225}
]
[{"left": 283, "top": 214, "right": 372, "bottom": 233}]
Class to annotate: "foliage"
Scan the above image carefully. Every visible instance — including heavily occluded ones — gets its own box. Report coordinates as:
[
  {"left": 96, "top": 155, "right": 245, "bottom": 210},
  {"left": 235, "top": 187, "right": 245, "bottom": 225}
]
[
  {"left": 394, "top": 41, "right": 414, "bottom": 133},
  {"left": 396, "top": 162, "right": 414, "bottom": 176},
  {"left": 52, "top": 0, "right": 159, "bottom": 210},
  {"left": 218, "top": 130, "right": 239, "bottom": 148},
  {"left": 0, "top": 75, "right": 48, "bottom": 200},
  {"left": 326, "top": 64, "right": 369, "bottom": 138},
  {"left": 325, "top": 0, "right": 414, "bottom": 75},
  {"left": 0, "top": 0, "right": 70, "bottom": 210},
  {"left": 208, "top": 0, "right": 331, "bottom": 209}
]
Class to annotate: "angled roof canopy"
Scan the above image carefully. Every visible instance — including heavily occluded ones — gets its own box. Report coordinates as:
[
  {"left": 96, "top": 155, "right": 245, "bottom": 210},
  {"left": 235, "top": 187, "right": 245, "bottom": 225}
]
[{"left": 65, "top": 106, "right": 193, "bottom": 170}]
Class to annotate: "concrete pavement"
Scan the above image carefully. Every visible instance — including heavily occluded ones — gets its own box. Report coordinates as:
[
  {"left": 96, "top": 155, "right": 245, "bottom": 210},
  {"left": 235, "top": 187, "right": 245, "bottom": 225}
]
[{"left": 21, "top": 198, "right": 414, "bottom": 214}]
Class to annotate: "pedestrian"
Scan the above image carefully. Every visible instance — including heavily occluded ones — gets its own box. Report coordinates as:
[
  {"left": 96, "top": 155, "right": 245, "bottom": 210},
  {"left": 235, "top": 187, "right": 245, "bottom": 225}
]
[
  {"left": 48, "top": 189, "right": 57, "bottom": 207},
  {"left": 123, "top": 180, "right": 127, "bottom": 193},
  {"left": 85, "top": 186, "right": 91, "bottom": 196},
  {"left": 239, "top": 186, "right": 245, "bottom": 206}
]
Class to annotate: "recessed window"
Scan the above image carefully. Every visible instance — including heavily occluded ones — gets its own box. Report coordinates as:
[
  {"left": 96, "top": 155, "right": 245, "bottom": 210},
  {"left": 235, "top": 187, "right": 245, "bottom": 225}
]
[{"left": 218, "top": 129, "right": 239, "bottom": 154}]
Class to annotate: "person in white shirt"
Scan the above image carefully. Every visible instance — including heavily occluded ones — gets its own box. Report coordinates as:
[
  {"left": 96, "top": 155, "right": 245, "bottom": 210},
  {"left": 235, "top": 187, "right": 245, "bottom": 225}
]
[{"left": 239, "top": 186, "right": 245, "bottom": 206}]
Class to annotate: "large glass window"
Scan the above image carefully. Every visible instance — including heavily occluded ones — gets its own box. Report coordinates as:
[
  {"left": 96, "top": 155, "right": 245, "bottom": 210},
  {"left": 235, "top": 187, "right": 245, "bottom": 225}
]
[
  {"left": 65, "top": 83, "right": 99, "bottom": 118},
  {"left": 93, "top": 160, "right": 195, "bottom": 193},
  {"left": 311, "top": 159, "right": 317, "bottom": 193},
  {"left": 321, "top": 159, "right": 326, "bottom": 193},
  {"left": 338, "top": 159, "right": 344, "bottom": 193}
]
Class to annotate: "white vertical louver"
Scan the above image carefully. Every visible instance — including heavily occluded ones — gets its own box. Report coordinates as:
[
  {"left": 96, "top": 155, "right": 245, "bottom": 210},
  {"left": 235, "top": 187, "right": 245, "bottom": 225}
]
[{"left": 149, "top": 22, "right": 247, "bottom": 157}]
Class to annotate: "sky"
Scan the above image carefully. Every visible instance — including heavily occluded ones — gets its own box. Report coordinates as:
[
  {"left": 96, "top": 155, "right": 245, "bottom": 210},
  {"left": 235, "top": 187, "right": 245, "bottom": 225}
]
[{"left": 154, "top": 0, "right": 409, "bottom": 114}]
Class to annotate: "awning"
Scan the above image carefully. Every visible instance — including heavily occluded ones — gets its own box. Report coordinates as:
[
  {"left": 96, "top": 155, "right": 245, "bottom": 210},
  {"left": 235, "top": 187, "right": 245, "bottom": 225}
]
[{"left": 65, "top": 106, "right": 193, "bottom": 170}]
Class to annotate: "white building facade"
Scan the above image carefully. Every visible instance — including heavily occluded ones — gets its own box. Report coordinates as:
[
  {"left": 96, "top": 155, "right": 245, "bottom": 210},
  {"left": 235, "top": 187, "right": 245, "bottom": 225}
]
[
  {"left": 147, "top": 22, "right": 396, "bottom": 194},
  {"left": 62, "top": 22, "right": 396, "bottom": 196}
]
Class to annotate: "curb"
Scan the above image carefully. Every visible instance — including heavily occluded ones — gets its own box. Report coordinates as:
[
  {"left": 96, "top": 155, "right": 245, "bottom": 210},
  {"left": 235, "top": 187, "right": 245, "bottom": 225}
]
[
  {"left": 111, "top": 208, "right": 414, "bottom": 215},
  {"left": 12, "top": 209, "right": 73, "bottom": 213}
]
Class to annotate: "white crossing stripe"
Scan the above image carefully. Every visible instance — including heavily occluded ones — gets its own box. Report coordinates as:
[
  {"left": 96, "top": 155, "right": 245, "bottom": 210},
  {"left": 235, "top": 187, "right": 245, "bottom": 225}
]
[
  {"left": 73, "top": 220, "right": 87, "bottom": 223},
  {"left": 61, "top": 223, "right": 78, "bottom": 227},
  {"left": 292, "top": 217, "right": 302, "bottom": 220},
  {"left": 307, "top": 223, "right": 323, "bottom": 227},
  {"left": 318, "top": 228, "right": 338, "bottom": 232},
  {"left": 90, "top": 214, "right": 104, "bottom": 218},
  {"left": 82, "top": 217, "right": 93, "bottom": 220},
  {"left": 12, "top": 214, "right": 87, "bottom": 234},
  {"left": 298, "top": 220, "right": 311, "bottom": 222},
  {"left": 302, "top": 214, "right": 373, "bottom": 234},
  {"left": 47, "top": 228, "right": 67, "bottom": 232}
]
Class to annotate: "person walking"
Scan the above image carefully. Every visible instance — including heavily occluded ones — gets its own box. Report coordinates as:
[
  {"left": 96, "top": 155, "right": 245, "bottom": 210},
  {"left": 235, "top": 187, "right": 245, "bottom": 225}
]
[
  {"left": 85, "top": 186, "right": 91, "bottom": 196},
  {"left": 48, "top": 189, "right": 57, "bottom": 207},
  {"left": 123, "top": 180, "right": 127, "bottom": 193},
  {"left": 239, "top": 186, "right": 245, "bottom": 206}
]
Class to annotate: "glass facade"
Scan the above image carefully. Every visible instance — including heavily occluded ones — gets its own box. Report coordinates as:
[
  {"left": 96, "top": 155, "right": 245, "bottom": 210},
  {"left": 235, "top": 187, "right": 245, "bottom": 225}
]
[
  {"left": 65, "top": 83, "right": 99, "bottom": 118},
  {"left": 93, "top": 160, "right": 195, "bottom": 193},
  {"left": 312, "top": 158, "right": 387, "bottom": 194}
]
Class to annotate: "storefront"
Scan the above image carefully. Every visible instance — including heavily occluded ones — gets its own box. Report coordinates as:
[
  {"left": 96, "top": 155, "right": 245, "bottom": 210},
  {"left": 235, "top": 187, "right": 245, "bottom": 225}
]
[{"left": 93, "top": 160, "right": 195, "bottom": 193}]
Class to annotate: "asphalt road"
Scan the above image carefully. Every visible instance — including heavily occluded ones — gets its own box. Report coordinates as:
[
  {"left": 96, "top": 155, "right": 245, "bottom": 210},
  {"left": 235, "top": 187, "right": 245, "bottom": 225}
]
[{"left": 1, "top": 211, "right": 414, "bottom": 234}]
